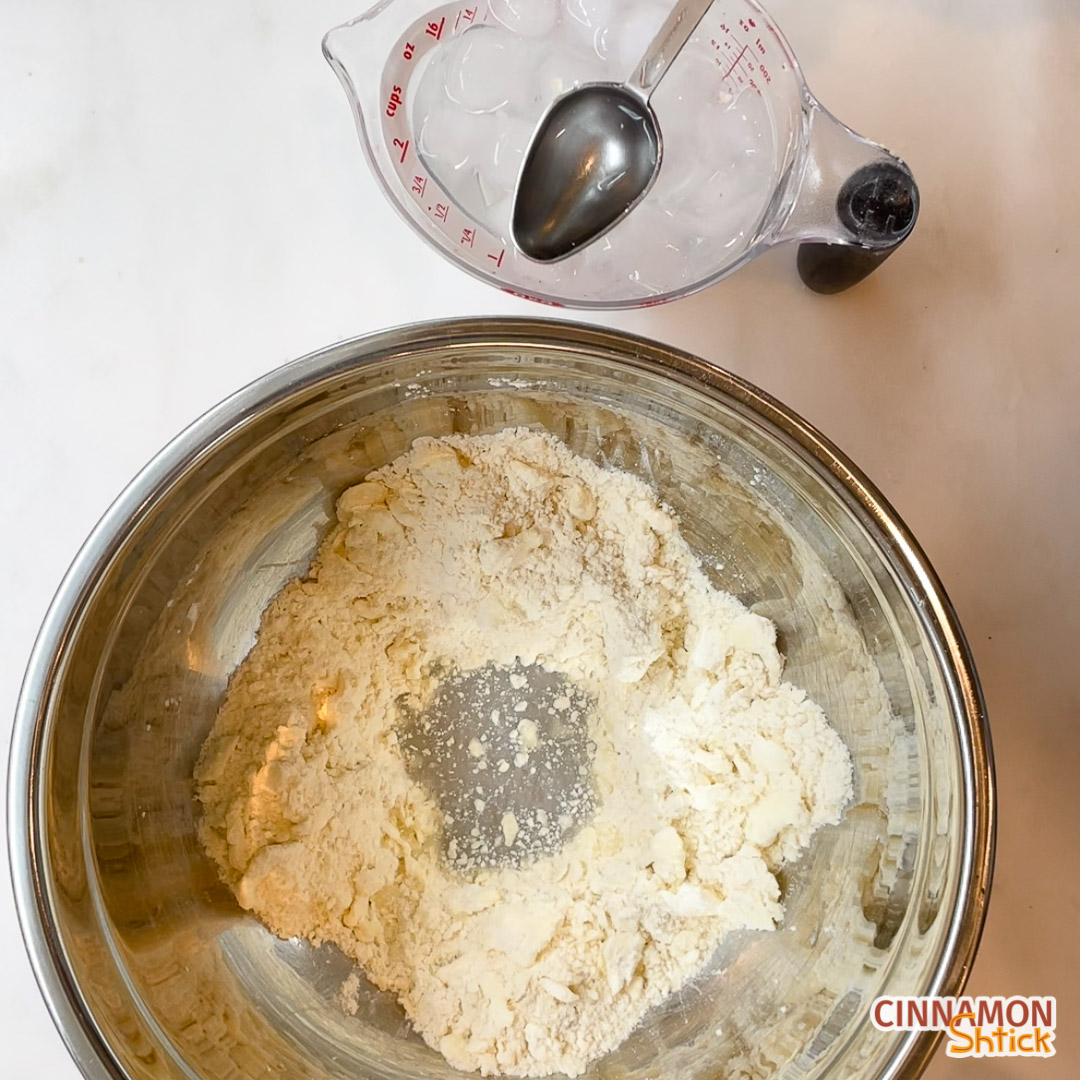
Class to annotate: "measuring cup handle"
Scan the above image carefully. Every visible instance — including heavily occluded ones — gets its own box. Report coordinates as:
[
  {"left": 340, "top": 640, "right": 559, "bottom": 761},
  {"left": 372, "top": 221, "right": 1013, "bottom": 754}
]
[{"left": 797, "top": 161, "right": 920, "bottom": 294}]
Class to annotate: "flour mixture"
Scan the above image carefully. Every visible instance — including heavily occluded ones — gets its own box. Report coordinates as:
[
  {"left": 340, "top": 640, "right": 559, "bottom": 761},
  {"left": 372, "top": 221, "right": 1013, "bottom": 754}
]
[{"left": 194, "top": 429, "right": 852, "bottom": 1078}]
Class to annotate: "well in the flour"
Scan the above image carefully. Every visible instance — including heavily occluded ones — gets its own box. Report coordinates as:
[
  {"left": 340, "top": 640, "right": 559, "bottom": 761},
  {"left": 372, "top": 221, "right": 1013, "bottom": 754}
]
[{"left": 398, "top": 659, "right": 596, "bottom": 871}]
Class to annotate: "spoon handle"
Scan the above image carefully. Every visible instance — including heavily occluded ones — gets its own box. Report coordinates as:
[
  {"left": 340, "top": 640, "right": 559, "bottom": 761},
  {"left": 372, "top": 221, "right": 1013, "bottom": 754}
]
[{"left": 627, "top": 0, "right": 715, "bottom": 103}]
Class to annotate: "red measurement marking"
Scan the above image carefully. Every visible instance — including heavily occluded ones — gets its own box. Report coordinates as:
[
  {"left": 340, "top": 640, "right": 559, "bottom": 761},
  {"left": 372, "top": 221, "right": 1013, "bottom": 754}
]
[
  {"left": 412, "top": 175, "right": 427, "bottom": 196},
  {"left": 385, "top": 84, "right": 403, "bottom": 118},
  {"left": 403, "top": 41, "right": 415, "bottom": 60},
  {"left": 487, "top": 249, "right": 505, "bottom": 269},
  {"left": 454, "top": 7, "right": 477, "bottom": 31},
  {"left": 426, "top": 16, "right": 445, "bottom": 39},
  {"left": 461, "top": 228, "right": 476, "bottom": 247},
  {"left": 393, "top": 137, "right": 410, "bottom": 164},
  {"left": 501, "top": 287, "right": 564, "bottom": 307},
  {"left": 433, "top": 202, "right": 449, "bottom": 222},
  {"left": 721, "top": 44, "right": 749, "bottom": 80}
]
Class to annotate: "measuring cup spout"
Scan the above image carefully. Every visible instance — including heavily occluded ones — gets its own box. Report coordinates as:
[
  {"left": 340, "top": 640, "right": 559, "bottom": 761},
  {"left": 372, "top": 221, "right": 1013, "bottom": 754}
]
[{"left": 772, "top": 99, "right": 919, "bottom": 294}]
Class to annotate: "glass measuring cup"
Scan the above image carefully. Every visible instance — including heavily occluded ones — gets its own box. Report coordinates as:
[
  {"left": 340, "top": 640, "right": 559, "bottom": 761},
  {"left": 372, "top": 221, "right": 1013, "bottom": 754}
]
[{"left": 323, "top": 0, "right": 919, "bottom": 308}]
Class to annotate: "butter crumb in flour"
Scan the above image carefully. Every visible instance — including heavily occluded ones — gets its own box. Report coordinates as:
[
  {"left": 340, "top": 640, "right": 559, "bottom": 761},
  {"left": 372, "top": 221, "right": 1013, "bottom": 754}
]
[{"left": 194, "top": 429, "right": 852, "bottom": 1078}]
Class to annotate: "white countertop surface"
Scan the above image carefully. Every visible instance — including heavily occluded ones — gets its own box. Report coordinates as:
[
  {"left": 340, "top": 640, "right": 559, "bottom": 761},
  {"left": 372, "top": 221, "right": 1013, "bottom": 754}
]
[{"left": 2, "top": 1, "right": 1076, "bottom": 1076}]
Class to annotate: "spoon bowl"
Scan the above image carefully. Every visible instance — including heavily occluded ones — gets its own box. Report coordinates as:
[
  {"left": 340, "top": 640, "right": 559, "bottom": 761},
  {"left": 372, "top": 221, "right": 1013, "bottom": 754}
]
[
  {"left": 512, "top": 0, "right": 714, "bottom": 262},
  {"left": 512, "top": 86, "right": 662, "bottom": 263}
]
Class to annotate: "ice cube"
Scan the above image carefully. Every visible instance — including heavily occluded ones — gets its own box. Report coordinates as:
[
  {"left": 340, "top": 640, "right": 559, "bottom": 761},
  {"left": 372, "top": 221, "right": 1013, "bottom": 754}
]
[
  {"left": 612, "top": 204, "right": 695, "bottom": 296},
  {"left": 659, "top": 157, "right": 769, "bottom": 268},
  {"left": 560, "top": 23, "right": 606, "bottom": 67},
  {"left": 561, "top": 0, "right": 616, "bottom": 58},
  {"left": 483, "top": 193, "right": 513, "bottom": 239},
  {"left": 464, "top": 114, "right": 530, "bottom": 222},
  {"left": 468, "top": 117, "right": 530, "bottom": 239},
  {"left": 654, "top": 162, "right": 738, "bottom": 257},
  {"left": 477, "top": 169, "right": 507, "bottom": 209},
  {"left": 489, "top": 0, "right": 561, "bottom": 37},
  {"left": 511, "top": 249, "right": 573, "bottom": 289},
  {"left": 647, "top": 85, "right": 775, "bottom": 251},
  {"left": 570, "top": 214, "right": 650, "bottom": 296},
  {"left": 601, "top": 3, "right": 670, "bottom": 71},
  {"left": 532, "top": 44, "right": 608, "bottom": 109},
  {"left": 563, "top": 0, "right": 616, "bottom": 31},
  {"left": 651, "top": 42, "right": 729, "bottom": 114},
  {"left": 697, "top": 91, "right": 775, "bottom": 199},
  {"left": 443, "top": 26, "right": 531, "bottom": 114},
  {"left": 411, "top": 48, "right": 450, "bottom": 129},
  {"left": 437, "top": 165, "right": 488, "bottom": 229},
  {"left": 575, "top": 235, "right": 633, "bottom": 301},
  {"left": 487, "top": 112, "right": 535, "bottom": 192},
  {"left": 418, "top": 107, "right": 497, "bottom": 172}
]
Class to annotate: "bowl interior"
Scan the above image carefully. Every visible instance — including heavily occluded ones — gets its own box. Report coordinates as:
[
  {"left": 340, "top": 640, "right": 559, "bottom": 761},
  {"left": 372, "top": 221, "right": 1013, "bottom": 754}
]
[{"left": 27, "top": 328, "right": 976, "bottom": 1080}]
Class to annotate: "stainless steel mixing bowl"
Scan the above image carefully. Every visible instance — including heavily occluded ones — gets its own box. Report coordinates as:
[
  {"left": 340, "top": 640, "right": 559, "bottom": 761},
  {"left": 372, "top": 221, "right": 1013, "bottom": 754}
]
[{"left": 8, "top": 318, "right": 994, "bottom": 1080}]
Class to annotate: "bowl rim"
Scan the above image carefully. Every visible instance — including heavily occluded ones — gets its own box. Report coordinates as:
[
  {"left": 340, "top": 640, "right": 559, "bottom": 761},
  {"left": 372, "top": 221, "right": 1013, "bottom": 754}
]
[{"left": 7, "top": 316, "right": 995, "bottom": 1080}]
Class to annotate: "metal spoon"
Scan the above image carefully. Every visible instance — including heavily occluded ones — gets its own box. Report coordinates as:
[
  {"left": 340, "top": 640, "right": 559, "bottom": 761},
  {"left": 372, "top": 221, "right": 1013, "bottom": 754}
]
[{"left": 511, "top": 0, "right": 715, "bottom": 263}]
